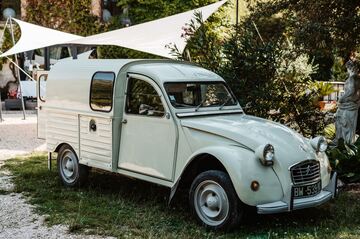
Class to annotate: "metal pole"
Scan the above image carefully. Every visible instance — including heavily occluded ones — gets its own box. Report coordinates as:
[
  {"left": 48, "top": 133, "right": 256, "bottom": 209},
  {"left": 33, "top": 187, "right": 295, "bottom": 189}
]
[
  {"left": 236, "top": 0, "right": 239, "bottom": 26},
  {"left": 9, "top": 17, "right": 26, "bottom": 120},
  {"left": 44, "top": 47, "right": 50, "bottom": 71}
]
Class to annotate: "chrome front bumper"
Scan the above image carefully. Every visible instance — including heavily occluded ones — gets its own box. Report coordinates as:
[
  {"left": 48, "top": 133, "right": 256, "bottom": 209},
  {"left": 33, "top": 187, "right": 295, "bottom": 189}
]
[{"left": 257, "top": 172, "right": 338, "bottom": 214}]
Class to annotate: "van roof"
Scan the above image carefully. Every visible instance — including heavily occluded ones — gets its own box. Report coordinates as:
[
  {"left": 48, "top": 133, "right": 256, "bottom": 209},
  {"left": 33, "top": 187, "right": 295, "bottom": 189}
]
[
  {"left": 46, "top": 59, "right": 224, "bottom": 114},
  {"left": 50, "top": 59, "right": 223, "bottom": 83}
]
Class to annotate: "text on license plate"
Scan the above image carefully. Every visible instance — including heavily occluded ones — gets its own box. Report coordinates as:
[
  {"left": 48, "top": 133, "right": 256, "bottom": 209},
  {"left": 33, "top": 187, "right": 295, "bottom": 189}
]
[{"left": 293, "top": 181, "right": 321, "bottom": 198}]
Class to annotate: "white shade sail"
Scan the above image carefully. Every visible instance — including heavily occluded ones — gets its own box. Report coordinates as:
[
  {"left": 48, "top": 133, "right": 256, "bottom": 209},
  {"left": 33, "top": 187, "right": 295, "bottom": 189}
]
[
  {"left": 1, "top": 19, "right": 83, "bottom": 57},
  {"left": 1, "top": 0, "right": 226, "bottom": 59}
]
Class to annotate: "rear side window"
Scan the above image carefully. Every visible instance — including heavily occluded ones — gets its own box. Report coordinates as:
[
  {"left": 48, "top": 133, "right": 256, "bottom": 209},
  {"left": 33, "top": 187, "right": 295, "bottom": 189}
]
[{"left": 90, "top": 72, "right": 115, "bottom": 112}]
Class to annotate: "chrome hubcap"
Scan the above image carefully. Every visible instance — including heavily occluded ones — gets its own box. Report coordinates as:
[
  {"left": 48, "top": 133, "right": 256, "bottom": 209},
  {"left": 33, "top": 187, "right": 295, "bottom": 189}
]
[
  {"left": 194, "top": 180, "right": 229, "bottom": 226},
  {"left": 60, "top": 149, "right": 78, "bottom": 183}
]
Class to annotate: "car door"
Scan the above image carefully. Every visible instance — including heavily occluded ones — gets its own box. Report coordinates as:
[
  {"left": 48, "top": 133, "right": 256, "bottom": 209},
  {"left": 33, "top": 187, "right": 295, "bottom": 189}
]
[{"left": 118, "top": 74, "right": 176, "bottom": 181}]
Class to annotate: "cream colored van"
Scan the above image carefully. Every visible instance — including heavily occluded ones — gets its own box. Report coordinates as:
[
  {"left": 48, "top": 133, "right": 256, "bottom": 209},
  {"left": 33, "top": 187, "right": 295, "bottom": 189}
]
[{"left": 39, "top": 59, "right": 337, "bottom": 230}]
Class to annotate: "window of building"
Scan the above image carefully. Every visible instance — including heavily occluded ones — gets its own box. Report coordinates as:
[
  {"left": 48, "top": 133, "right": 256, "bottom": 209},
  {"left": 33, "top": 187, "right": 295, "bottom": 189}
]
[
  {"left": 90, "top": 72, "right": 115, "bottom": 112},
  {"left": 126, "top": 78, "right": 164, "bottom": 117}
]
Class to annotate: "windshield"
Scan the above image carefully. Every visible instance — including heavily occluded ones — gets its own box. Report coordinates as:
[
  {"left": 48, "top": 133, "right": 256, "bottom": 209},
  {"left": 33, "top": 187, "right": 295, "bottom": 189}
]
[{"left": 164, "top": 82, "right": 238, "bottom": 109}]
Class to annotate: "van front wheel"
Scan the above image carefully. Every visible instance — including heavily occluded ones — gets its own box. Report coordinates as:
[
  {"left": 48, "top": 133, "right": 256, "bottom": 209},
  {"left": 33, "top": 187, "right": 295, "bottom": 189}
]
[
  {"left": 189, "top": 170, "right": 243, "bottom": 231},
  {"left": 57, "top": 145, "right": 88, "bottom": 187}
]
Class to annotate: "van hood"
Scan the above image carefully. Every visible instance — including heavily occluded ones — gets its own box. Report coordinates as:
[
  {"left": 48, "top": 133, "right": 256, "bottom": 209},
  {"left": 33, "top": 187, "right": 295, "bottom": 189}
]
[{"left": 180, "top": 114, "right": 317, "bottom": 163}]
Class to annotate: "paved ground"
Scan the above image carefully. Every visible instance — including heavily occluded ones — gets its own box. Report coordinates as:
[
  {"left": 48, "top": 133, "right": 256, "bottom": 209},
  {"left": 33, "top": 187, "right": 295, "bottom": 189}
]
[
  {"left": 0, "top": 113, "right": 113, "bottom": 239},
  {"left": 0, "top": 113, "right": 45, "bottom": 166}
]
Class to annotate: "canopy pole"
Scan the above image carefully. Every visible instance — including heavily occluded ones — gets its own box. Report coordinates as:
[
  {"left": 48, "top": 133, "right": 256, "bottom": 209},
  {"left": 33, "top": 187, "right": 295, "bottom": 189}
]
[{"left": 9, "top": 17, "right": 26, "bottom": 120}]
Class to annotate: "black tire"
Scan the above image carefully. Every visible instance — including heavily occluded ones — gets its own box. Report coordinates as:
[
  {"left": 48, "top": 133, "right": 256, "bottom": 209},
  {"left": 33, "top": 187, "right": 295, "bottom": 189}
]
[
  {"left": 189, "top": 170, "right": 243, "bottom": 231},
  {"left": 57, "top": 145, "right": 89, "bottom": 187}
]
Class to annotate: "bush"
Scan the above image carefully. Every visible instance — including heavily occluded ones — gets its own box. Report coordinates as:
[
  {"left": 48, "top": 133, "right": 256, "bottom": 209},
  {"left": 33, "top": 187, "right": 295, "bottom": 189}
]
[{"left": 327, "top": 138, "right": 360, "bottom": 183}]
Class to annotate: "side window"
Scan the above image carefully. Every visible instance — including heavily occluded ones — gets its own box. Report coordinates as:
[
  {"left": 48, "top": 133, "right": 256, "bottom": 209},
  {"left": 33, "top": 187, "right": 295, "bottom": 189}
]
[
  {"left": 90, "top": 72, "right": 115, "bottom": 112},
  {"left": 126, "top": 77, "right": 165, "bottom": 117}
]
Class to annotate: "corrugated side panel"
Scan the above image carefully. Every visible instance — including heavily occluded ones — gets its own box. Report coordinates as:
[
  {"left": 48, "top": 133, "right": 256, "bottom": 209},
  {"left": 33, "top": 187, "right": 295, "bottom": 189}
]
[
  {"left": 46, "top": 112, "right": 79, "bottom": 154},
  {"left": 79, "top": 115, "right": 112, "bottom": 170}
]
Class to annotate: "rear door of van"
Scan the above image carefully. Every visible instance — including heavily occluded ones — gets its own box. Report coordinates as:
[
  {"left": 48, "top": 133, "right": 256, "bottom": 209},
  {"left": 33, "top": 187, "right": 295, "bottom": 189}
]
[{"left": 36, "top": 70, "right": 48, "bottom": 139}]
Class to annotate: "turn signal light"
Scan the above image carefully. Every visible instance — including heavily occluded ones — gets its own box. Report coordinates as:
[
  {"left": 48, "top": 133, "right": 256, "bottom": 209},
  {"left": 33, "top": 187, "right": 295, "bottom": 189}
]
[{"left": 251, "top": 181, "right": 260, "bottom": 191}]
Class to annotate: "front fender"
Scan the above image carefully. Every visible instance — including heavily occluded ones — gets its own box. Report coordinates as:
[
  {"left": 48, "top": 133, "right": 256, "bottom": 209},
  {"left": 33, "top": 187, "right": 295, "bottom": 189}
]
[{"left": 182, "top": 145, "right": 284, "bottom": 206}]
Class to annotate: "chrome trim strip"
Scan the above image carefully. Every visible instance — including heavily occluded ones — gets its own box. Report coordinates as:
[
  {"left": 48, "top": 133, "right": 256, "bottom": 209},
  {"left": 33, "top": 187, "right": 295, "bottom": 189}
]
[{"left": 176, "top": 109, "right": 243, "bottom": 118}]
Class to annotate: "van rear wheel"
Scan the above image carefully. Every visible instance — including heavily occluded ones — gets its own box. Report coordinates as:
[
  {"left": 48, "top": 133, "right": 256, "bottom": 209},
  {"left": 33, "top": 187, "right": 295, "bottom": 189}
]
[
  {"left": 57, "top": 145, "right": 88, "bottom": 187},
  {"left": 189, "top": 170, "right": 243, "bottom": 231}
]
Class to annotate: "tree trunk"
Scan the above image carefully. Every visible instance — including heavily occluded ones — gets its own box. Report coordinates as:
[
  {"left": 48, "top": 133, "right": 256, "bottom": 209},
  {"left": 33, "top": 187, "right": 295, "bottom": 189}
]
[
  {"left": 90, "top": 0, "right": 102, "bottom": 20},
  {"left": 20, "top": 0, "right": 28, "bottom": 20}
]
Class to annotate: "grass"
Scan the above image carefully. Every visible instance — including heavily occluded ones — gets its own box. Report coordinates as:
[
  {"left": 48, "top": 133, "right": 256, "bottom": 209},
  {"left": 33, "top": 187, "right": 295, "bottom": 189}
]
[{"left": 3, "top": 154, "right": 360, "bottom": 239}]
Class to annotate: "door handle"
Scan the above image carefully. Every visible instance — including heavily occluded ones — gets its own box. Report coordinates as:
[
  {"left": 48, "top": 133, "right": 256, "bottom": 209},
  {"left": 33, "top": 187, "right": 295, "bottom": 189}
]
[{"left": 122, "top": 119, "right": 127, "bottom": 124}]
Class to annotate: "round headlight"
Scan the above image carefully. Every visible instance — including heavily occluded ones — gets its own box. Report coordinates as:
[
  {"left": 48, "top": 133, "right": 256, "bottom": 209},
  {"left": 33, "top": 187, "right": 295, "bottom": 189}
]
[
  {"left": 256, "top": 144, "right": 275, "bottom": 166},
  {"left": 318, "top": 137, "right": 328, "bottom": 152},
  {"left": 310, "top": 136, "right": 328, "bottom": 152},
  {"left": 263, "top": 144, "right": 275, "bottom": 165}
]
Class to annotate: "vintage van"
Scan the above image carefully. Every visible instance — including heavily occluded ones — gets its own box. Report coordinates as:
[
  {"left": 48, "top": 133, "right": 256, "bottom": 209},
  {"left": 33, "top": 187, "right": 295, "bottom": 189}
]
[{"left": 39, "top": 59, "right": 337, "bottom": 230}]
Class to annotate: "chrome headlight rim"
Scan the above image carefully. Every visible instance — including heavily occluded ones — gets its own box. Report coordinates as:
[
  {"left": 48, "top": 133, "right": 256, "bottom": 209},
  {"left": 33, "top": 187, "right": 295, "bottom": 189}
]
[
  {"left": 263, "top": 144, "right": 275, "bottom": 165},
  {"left": 311, "top": 136, "right": 328, "bottom": 152},
  {"left": 256, "top": 144, "right": 275, "bottom": 166}
]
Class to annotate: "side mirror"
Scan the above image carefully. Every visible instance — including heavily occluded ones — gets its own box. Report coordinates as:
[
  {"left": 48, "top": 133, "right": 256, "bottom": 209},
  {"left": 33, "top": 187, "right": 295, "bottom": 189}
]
[{"left": 139, "top": 104, "right": 154, "bottom": 115}]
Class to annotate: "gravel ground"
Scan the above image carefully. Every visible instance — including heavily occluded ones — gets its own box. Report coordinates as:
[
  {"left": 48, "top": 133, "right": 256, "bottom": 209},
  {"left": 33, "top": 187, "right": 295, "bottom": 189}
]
[
  {"left": 0, "top": 113, "right": 46, "bottom": 166},
  {"left": 0, "top": 113, "right": 114, "bottom": 239}
]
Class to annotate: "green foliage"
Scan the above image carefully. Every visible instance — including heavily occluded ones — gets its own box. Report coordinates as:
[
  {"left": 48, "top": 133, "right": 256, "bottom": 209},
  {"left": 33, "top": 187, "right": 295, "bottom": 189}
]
[
  {"left": 0, "top": 24, "right": 21, "bottom": 77},
  {"left": 219, "top": 22, "right": 325, "bottom": 136},
  {"left": 246, "top": 0, "right": 360, "bottom": 81},
  {"left": 167, "top": 11, "right": 227, "bottom": 72},
  {"left": 25, "top": 0, "right": 103, "bottom": 36},
  {"left": 221, "top": 22, "right": 280, "bottom": 117},
  {"left": 327, "top": 138, "right": 360, "bottom": 183},
  {"left": 310, "top": 81, "right": 336, "bottom": 98},
  {"left": 332, "top": 57, "right": 348, "bottom": 82},
  {"left": 324, "top": 123, "right": 336, "bottom": 140},
  {"left": 116, "top": 0, "right": 219, "bottom": 24}
]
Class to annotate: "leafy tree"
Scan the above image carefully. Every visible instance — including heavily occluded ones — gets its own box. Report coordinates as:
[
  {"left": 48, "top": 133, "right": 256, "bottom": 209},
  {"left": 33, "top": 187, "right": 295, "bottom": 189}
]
[
  {"left": 246, "top": 0, "right": 360, "bottom": 81},
  {"left": 221, "top": 21, "right": 280, "bottom": 118},
  {"left": 167, "top": 11, "right": 228, "bottom": 72},
  {"left": 24, "top": 0, "right": 103, "bottom": 36},
  {"left": 327, "top": 138, "right": 360, "bottom": 183}
]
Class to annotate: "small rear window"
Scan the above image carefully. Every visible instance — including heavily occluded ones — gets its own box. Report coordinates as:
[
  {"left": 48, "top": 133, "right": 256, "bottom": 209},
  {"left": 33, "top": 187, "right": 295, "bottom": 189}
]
[{"left": 90, "top": 72, "right": 115, "bottom": 112}]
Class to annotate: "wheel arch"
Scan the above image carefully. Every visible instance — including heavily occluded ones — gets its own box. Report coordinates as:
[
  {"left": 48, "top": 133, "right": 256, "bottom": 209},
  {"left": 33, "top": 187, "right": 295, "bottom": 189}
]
[
  {"left": 54, "top": 142, "right": 68, "bottom": 153},
  {"left": 169, "top": 145, "right": 256, "bottom": 205},
  {"left": 169, "top": 147, "right": 240, "bottom": 204},
  {"left": 177, "top": 153, "right": 227, "bottom": 189}
]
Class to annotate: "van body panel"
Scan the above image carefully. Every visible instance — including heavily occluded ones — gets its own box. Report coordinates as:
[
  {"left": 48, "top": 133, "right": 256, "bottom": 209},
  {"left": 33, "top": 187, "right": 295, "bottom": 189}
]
[
  {"left": 79, "top": 115, "right": 112, "bottom": 170},
  {"left": 46, "top": 111, "right": 79, "bottom": 155}
]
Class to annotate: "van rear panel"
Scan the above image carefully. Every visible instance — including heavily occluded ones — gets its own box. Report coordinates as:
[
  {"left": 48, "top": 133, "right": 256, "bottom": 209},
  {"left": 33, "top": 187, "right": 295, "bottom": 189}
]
[{"left": 79, "top": 115, "right": 113, "bottom": 170}]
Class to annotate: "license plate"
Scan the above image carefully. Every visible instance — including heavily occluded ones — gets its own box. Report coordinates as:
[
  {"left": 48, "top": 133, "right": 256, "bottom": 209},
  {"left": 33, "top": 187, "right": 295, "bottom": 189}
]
[{"left": 293, "top": 181, "right": 321, "bottom": 198}]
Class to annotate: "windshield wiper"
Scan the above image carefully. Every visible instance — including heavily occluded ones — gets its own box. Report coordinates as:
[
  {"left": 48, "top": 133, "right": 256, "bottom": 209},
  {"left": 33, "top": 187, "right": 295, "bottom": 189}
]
[
  {"left": 195, "top": 98, "right": 207, "bottom": 112},
  {"left": 219, "top": 96, "right": 233, "bottom": 110}
]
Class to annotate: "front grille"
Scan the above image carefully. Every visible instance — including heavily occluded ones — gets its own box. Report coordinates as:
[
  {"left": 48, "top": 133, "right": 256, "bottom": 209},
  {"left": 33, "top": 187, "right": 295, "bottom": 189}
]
[{"left": 290, "top": 160, "right": 320, "bottom": 185}]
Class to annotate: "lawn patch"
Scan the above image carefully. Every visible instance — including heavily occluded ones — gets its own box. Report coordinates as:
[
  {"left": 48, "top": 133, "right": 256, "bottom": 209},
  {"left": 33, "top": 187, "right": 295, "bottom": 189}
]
[{"left": 4, "top": 154, "right": 360, "bottom": 238}]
